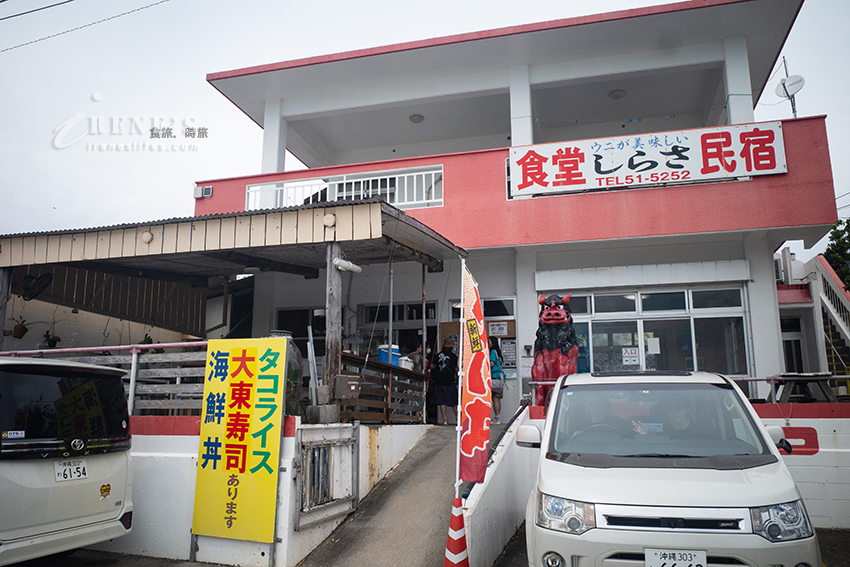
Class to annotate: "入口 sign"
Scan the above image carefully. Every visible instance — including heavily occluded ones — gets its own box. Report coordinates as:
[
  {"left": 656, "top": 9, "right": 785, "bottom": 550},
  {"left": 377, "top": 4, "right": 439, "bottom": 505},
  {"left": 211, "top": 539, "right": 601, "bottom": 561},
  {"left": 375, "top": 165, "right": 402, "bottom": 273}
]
[{"left": 509, "top": 121, "right": 786, "bottom": 198}]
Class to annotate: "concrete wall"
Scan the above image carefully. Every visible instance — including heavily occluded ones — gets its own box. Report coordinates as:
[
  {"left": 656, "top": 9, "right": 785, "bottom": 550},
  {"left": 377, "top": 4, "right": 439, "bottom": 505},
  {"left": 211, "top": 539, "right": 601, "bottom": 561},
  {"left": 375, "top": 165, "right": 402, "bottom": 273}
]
[
  {"left": 2, "top": 298, "right": 182, "bottom": 352},
  {"left": 93, "top": 418, "right": 428, "bottom": 566},
  {"left": 464, "top": 408, "right": 542, "bottom": 567},
  {"left": 94, "top": 406, "right": 847, "bottom": 567},
  {"left": 757, "top": 405, "right": 850, "bottom": 529}
]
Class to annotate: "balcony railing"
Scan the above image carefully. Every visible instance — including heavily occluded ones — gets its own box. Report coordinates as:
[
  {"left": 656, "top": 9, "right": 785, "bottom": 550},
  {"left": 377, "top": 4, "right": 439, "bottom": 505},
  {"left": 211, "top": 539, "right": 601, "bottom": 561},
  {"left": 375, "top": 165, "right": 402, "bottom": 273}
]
[{"left": 245, "top": 165, "right": 443, "bottom": 211}]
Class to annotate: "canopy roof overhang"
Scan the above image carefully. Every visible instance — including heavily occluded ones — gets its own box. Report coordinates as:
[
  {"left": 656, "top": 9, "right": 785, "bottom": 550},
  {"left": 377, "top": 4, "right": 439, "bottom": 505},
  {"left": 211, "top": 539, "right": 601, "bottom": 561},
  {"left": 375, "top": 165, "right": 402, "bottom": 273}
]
[
  {"left": 0, "top": 200, "right": 467, "bottom": 336},
  {"left": 207, "top": 0, "right": 803, "bottom": 167}
]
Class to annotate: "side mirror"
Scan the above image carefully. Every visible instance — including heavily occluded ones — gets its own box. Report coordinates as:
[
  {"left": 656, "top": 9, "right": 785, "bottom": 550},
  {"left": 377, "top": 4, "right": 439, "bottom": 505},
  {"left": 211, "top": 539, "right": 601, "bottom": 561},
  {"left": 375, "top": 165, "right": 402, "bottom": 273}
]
[
  {"left": 765, "top": 425, "right": 792, "bottom": 454},
  {"left": 516, "top": 425, "right": 541, "bottom": 449}
]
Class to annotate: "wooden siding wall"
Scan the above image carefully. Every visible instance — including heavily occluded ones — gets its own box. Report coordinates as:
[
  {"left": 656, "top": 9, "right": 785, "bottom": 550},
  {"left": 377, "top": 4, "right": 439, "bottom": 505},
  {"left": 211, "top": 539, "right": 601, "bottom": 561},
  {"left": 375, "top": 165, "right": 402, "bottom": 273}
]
[
  {"left": 15, "top": 264, "right": 206, "bottom": 336},
  {"left": 0, "top": 203, "right": 383, "bottom": 266},
  {"left": 0, "top": 204, "right": 383, "bottom": 336}
]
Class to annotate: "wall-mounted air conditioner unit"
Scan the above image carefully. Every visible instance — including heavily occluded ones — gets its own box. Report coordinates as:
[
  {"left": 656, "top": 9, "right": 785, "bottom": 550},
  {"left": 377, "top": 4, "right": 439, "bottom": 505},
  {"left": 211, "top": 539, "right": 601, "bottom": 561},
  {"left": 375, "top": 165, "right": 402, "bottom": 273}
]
[
  {"left": 774, "top": 257, "right": 785, "bottom": 284},
  {"left": 193, "top": 186, "right": 213, "bottom": 199}
]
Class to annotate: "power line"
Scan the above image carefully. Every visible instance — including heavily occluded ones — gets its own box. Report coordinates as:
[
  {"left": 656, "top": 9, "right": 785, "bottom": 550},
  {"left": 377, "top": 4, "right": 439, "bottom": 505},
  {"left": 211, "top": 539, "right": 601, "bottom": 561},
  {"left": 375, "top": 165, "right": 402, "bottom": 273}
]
[
  {"left": 0, "top": 0, "right": 170, "bottom": 53},
  {"left": 0, "top": 0, "right": 76, "bottom": 22}
]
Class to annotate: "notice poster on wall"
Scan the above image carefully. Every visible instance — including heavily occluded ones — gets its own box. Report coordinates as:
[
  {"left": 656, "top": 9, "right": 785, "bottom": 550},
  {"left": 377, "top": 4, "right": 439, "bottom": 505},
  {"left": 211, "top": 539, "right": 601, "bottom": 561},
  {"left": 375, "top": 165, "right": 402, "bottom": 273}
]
[
  {"left": 488, "top": 321, "right": 509, "bottom": 337},
  {"left": 501, "top": 339, "right": 517, "bottom": 368}
]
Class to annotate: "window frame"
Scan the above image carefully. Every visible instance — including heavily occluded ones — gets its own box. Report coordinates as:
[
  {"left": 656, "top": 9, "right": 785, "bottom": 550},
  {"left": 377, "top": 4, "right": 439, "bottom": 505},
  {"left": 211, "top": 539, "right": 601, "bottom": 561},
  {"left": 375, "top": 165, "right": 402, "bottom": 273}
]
[{"left": 546, "top": 286, "right": 750, "bottom": 376}]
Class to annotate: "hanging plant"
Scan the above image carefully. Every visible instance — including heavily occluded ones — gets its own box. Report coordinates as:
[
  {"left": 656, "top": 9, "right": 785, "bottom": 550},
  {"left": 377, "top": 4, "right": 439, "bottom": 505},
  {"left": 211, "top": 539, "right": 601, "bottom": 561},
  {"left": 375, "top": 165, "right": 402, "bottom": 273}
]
[{"left": 11, "top": 316, "right": 28, "bottom": 339}]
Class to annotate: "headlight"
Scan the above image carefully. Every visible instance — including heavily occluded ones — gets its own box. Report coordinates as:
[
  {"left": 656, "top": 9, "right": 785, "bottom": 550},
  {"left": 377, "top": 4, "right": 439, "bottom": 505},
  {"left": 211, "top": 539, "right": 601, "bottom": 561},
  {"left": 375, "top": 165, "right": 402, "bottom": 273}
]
[
  {"left": 750, "top": 500, "right": 813, "bottom": 542},
  {"left": 536, "top": 491, "right": 595, "bottom": 535}
]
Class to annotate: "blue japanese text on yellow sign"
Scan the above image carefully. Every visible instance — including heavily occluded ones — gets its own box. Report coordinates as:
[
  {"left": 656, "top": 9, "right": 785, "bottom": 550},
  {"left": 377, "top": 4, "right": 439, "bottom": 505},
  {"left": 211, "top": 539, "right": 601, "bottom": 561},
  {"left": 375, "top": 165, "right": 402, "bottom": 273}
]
[{"left": 192, "top": 338, "right": 288, "bottom": 543}]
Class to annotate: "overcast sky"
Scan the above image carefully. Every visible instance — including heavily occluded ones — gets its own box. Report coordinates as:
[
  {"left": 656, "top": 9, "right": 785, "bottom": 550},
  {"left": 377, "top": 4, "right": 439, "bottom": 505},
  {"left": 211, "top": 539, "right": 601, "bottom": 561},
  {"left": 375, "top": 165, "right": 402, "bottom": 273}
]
[{"left": 1, "top": 0, "right": 846, "bottom": 261}]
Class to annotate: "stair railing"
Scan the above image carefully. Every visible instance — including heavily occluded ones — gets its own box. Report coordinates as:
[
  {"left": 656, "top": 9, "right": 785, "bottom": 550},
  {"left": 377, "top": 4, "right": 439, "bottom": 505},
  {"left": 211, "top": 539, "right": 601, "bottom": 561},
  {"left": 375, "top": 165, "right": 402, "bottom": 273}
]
[
  {"left": 824, "top": 330, "right": 848, "bottom": 374},
  {"left": 815, "top": 259, "right": 850, "bottom": 350}
]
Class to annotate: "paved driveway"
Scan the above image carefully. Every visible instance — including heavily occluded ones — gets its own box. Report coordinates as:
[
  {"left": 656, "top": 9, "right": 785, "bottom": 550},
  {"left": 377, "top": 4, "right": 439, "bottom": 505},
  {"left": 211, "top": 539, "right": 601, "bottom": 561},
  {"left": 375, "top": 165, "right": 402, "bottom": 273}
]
[{"left": 493, "top": 524, "right": 850, "bottom": 567}]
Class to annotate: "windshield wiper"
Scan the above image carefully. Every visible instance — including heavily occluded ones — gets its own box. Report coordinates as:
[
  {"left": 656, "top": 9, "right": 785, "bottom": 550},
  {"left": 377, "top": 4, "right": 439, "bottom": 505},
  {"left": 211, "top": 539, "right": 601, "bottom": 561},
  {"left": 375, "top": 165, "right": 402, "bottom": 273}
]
[{"left": 622, "top": 453, "right": 698, "bottom": 458}]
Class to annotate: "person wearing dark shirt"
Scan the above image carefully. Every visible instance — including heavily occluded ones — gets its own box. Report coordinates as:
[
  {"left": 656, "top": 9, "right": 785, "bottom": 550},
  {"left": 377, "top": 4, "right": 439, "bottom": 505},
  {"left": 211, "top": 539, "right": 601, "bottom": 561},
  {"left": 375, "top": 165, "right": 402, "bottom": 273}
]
[
  {"left": 434, "top": 337, "right": 459, "bottom": 425},
  {"left": 654, "top": 394, "right": 709, "bottom": 439}
]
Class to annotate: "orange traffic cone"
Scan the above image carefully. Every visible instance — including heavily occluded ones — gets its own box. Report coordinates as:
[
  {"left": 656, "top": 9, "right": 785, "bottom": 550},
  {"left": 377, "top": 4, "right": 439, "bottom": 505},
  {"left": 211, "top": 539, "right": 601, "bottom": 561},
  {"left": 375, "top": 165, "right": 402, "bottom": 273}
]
[{"left": 444, "top": 497, "right": 470, "bottom": 567}]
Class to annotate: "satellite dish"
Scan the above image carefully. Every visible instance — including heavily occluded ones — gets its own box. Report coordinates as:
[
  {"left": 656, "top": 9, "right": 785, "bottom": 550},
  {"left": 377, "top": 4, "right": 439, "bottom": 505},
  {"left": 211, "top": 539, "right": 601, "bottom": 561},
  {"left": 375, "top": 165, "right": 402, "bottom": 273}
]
[
  {"left": 775, "top": 75, "right": 805, "bottom": 98},
  {"left": 22, "top": 273, "right": 53, "bottom": 301}
]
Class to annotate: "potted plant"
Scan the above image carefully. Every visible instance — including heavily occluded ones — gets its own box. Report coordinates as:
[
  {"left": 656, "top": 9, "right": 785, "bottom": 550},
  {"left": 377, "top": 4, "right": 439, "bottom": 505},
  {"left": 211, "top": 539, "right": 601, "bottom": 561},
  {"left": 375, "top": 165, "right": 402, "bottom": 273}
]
[
  {"left": 44, "top": 331, "right": 61, "bottom": 348},
  {"left": 11, "top": 316, "right": 28, "bottom": 339}
]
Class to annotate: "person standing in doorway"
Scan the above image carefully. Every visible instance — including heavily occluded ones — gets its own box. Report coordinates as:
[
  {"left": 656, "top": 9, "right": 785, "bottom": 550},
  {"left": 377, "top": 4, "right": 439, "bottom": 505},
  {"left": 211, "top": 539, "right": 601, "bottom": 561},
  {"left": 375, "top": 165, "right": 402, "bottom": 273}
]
[
  {"left": 434, "top": 336, "right": 459, "bottom": 425},
  {"left": 408, "top": 343, "right": 425, "bottom": 374},
  {"left": 488, "top": 336, "right": 505, "bottom": 424}
]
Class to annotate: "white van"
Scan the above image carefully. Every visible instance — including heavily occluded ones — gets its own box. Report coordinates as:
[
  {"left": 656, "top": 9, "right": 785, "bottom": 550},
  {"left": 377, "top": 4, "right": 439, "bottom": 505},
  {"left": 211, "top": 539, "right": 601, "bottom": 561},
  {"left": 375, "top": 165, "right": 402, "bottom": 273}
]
[
  {"left": 518, "top": 371, "right": 820, "bottom": 567},
  {"left": 0, "top": 358, "right": 133, "bottom": 565}
]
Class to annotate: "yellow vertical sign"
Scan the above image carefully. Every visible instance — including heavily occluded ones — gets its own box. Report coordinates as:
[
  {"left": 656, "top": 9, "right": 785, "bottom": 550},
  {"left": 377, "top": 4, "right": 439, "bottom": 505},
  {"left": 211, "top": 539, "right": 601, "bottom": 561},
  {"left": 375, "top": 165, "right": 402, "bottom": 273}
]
[{"left": 192, "top": 338, "right": 288, "bottom": 543}]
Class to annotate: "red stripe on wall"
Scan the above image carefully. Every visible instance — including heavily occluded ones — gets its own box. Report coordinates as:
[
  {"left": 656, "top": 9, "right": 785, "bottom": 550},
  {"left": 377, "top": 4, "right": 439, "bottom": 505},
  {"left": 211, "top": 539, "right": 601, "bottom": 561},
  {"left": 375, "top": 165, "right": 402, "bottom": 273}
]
[
  {"left": 130, "top": 415, "right": 203, "bottom": 436},
  {"left": 753, "top": 403, "right": 850, "bottom": 419},
  {"left": 130, "top": 415, "right": 299, "bottom": 436}
]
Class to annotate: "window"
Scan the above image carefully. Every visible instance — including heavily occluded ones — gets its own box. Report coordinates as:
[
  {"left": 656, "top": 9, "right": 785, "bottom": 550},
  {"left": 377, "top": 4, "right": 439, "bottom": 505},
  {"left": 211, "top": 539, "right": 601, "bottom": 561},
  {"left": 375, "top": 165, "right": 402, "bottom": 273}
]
[
  {"left": 592, "top": 321, "right": 639, "bottom": 372},
  {"left": 451, "top": 298, "right": 515, "bottom": 320},
  {"left": 483, "top": 299, "right": 514, "bottom": 317},
  {"left": 0, "top": 364, "right": 131, "bottom": 459},
  {"left": 595, "top": 294, "right": 636, "bottom": 313},
  {"left": 641, "top": 292, "right": 686, "bottom": 312},
  {"left": 692, "top": 289, "right": 741, "bottom": 309},
  {"left": 561, "top": 287, "right": 749, "bottom": 375},
  {"left": 277, "top": 308, "right": 334, "bottom": 357},
  {"left": 363, "top": 302, "right": 436, "bottom": 326},
  {"left": 567, "top": 296, "right": 589, "bottom": 314},
  {"left": 644, "top": 319, "right": 692, "bottom": 371},
  {"left": 694, "top": 317, "right": 747, "bottom": 375}
]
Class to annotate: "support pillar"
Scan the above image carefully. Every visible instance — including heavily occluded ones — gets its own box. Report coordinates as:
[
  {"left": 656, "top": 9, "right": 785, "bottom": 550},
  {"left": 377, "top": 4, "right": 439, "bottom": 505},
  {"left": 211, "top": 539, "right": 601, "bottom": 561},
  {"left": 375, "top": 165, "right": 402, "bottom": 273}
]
[
  {"left": 0, "top": 268, "right": 10, "bottom": 351},
  {"left": 509, "top": 65, "right": 534, "bottom": 147},
  {"left": 261, "top": 98, "right": 287, "bottom": 173},
  {"left": 723, "top": 37, "right": 754, "bottom": 124},
  {"left": 325, "top": 243, "right": 343, "bottom": 397},
  {"left": 744, "top": 233, "right": 784, "bottom": 381}
]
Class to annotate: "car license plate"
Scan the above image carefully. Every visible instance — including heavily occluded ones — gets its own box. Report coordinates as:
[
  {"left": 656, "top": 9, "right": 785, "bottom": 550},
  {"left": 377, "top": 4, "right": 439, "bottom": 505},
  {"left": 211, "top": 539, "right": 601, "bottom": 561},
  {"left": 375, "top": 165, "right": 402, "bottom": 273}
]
[
  {"left": 645, "top": 548, "right": 707, "bottom": 567},
  {"left": 54, "top": 459, "right": 88, "bottom": 482}
]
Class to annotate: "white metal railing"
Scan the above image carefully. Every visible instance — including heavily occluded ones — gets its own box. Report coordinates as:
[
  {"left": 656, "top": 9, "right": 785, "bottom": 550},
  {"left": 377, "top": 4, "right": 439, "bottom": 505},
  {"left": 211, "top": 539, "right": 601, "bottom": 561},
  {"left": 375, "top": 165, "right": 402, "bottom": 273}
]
[
  {"left": 814, "top": 259, "right": 850, "bottom": 376},
  {"left": 822, "top": 270, "right": 850, "bottom": 333},
  {"left": 0, "top": 341, "right": 208, "bottom": 415},
  {"left": 245, "top": 166, "right": 443, "bottom": 211}
]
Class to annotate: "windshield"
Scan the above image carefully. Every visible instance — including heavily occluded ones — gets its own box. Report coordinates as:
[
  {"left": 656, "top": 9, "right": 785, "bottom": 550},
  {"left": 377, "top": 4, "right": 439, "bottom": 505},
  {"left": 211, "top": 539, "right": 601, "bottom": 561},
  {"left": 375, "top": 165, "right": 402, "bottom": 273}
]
[
  {"left": 547, "top": 381, "right": 777, "bottom": 469},
  {"left": 0, "top": 364, "right": 130, "bottom": 459}
]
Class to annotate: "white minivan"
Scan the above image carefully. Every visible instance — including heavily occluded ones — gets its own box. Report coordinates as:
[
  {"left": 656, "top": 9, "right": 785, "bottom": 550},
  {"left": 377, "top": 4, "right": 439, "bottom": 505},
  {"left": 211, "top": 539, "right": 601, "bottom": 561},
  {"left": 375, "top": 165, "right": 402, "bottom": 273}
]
[
  {"left": 518, "top": 371, "right": 820, "bottom": 567},
  {"left": 0, "top": 358, "right": 133, "bottom": 565}
]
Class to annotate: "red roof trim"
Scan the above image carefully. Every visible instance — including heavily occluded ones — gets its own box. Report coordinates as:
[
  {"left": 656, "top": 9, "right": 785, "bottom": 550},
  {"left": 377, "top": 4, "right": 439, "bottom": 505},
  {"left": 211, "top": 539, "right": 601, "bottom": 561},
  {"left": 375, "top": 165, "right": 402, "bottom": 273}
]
[
  {"left": 777, "top": 284, "right": 812, "bottom": 305},
  {"left": 207, "top": 0, "right": 747, "bottom": 82},
  {"left": 818, "top": 255, "right": 850, "bottom": 302}
]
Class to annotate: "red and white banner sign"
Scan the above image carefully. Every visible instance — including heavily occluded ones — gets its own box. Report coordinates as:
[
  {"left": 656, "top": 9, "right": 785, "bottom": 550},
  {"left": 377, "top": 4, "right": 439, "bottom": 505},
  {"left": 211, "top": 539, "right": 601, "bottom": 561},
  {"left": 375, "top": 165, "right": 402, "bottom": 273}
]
[
  {"left": 509, "top": 121, "right": 786, "bottom": 198},
  {"left": 459, "top": 263, "right": 491, "bottom": 483}
]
